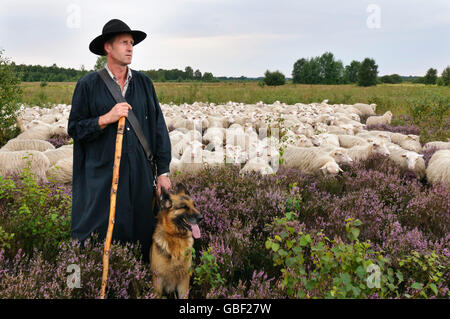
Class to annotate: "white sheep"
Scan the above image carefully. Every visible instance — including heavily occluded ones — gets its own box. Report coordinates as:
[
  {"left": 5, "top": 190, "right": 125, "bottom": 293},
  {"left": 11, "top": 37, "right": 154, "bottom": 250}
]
[
  {"left": 46, "top": 157, "right": 73, "bottom": 184},
  {"left": 282, "top": 145, "right": 343, "bottom": 175},
  {"left": 0, "top": 150, "right": 50, "bottom": 183},
  {"left": 388, "top": 146, "right": 425, "bottom": 179},
  {"left": 426, "top": 150, "right": 450, "bottom": 188},
  {"left": 390, "top": 133, "right": 422, "bottom": 153},
  {"left": 15, "top": 121, "right": 56, "bottom": 140},
  {"left": 352, "top": 103, "right": 377, "bottom": 117},
  {"left": 338, "top": 134, "right": 369, "bottom": 148},
  {"left": 239, "top": 157, "right": 274, "bottom": 176},
  {"left": 43, "top": 147, "right": 74, "bottom": 166},
  {"left": 423, "top": 141, "right": 450, "bottom": 152},
  {"left": 365, "top": 111, "right": 393, "bottom": 126},
  {"left": 1, "top": 138, "right": 55, "bottom": 152},
  {"left": 347, "top": 141, "right": 390, "bottom": 162}
]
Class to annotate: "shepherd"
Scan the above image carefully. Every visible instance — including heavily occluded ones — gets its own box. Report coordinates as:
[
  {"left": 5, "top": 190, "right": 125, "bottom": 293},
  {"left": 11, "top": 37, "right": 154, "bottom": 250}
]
[{"left": 68, "top": 19, "right": 172, "bottom": 265}]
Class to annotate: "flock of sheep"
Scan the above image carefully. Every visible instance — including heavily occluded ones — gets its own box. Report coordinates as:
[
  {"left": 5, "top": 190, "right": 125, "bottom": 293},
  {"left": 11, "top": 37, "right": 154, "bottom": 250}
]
[{"left": 1, "top": 100, "right": 449, "bottom": 189}]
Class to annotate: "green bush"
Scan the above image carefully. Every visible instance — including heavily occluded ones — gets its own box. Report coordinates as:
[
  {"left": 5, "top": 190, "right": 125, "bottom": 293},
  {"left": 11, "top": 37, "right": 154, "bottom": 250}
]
[
  {"left": 398, "top": 251, "right": 448, "bottom": 298},
  {"left": 265, "top": 213, "right": 402, "bottom": 298},
  {"left": 193, "top": 247, "right": 226, "bottom": 297},
  {"left": 263, "top": 70, "right": 286, "bottom": 86},
  {"left": 0, "top": 164, "right": 71, "bottom": 259},
  {"left": 0, "top": 50, "right": 23, "bottom": 146}
]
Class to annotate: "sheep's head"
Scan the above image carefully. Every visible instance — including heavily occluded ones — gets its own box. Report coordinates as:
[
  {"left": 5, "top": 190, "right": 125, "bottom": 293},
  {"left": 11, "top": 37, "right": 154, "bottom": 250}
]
[
  {"left": 384, "top": 111, "right": 393, "bottom": 119},
  {"left": 330, "top": 149, "right": 353, "bottom": 165},
  {"left": 372, "top": 142, "right": 390, "bottom": 157},
  {"left": 401, "top": 152, "right": 424, "bottom": 170},
  {"left": 319, "top": 161, "right": 343, "bottom": 176}
]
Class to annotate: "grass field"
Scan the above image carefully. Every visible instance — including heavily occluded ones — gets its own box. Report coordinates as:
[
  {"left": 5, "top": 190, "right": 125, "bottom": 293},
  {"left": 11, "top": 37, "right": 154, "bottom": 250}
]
[{"left": 20, "top": 81, "right": 450, "bottom": 143}]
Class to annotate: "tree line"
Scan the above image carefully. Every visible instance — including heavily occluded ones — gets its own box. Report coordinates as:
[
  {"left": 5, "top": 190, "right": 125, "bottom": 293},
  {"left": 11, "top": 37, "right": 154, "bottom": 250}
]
[
  {"left": 263, "top": 51, "right": 450, "bottom": 87},
  {"left": 9, "top": 56, "right": 216, "bottom": 83}
]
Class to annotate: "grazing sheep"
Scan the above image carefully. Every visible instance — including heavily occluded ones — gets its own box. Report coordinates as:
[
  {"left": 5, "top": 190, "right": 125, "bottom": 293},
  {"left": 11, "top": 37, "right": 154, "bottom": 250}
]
[
  {"left": 390, "top": 133, "right": 422, "bottom": 153},
  {"left": 423, "top": 141, "right": 450, "bottom": 152},
  {"left": 318, "top": 146, "right": 354, "bottom": 165},
  {"left": 239, "top": 157, "right": 274, "bottom": 175},
  {"left": 366, "top": 111, "right": 393, "bottom": 126},
  {"left": 338, "top": 134, "right": 369, "bottom": 148},
  {"left": 0, "top": 150, "right": 50, "bottom": 183},
  {"left": 1, "top": 138, "right": 55, "bottom": 152},
  {"left": 283, "top": 145, "right": 343, "bottom": 175},
  {"left": 347, "top": 142, "right": 390, "bottom": 162},
  {"left": 311, "top": 133, "right": 340, "bottom": 147},
  {"left": 388, "top": 147, "right": 426, "bottom": 179},
  {"left": 43, "top": 147, "right": 74, "bottom": 166},
  {"left": 426, "top": 150, "right": 450, "bottom": 188},
  {"left": 295, "top": 135, "right": 314, "bottom": 147},
  {"left": 16, "top": 121, "right": 55, "bottom": 140},
  {"left": 46, "top": 157, "right": 73, "bottom": 184},
  {"left": 352, "top": 103, "right": 377, "bottom": 117}
]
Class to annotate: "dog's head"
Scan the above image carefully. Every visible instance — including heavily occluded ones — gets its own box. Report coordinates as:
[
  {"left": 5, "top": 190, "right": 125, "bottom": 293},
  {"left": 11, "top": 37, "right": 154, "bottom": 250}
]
[{"left": 159, "top": 183, "right": 203, "bottom": 239}]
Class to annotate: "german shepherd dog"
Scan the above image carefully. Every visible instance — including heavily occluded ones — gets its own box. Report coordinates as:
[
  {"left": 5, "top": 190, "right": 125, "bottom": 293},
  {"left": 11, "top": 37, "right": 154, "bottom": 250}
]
[{"left": 150, "top": 183, "right": 202, "bottom": 298}]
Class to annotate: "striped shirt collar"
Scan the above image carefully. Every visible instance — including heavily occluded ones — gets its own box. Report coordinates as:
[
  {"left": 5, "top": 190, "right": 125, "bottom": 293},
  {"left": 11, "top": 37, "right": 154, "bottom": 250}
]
[{"left": 105, "top": 64, "right": 132, "bottom": 96}]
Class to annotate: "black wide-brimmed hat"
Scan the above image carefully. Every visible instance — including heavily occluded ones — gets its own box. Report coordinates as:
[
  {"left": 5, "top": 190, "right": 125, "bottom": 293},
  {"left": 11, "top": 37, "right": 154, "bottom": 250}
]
[{"left": 89, "top": 19, "right": 147, "bottom": 56}]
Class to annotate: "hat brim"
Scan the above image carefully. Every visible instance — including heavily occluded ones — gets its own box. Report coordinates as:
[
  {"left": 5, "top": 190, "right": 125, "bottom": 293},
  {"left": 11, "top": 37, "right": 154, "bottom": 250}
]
[{"left": 89, "top": 30, "right": 147, "bottom": 56}]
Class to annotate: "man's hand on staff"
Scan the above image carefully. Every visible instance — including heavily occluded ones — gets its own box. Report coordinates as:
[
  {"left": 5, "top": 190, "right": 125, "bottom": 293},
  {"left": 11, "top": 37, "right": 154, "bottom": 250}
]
[
  {"left": 98, "top": 102, "right": 132, "bottom": 129},
  {"left": 157, "top": 175, "right": 171, "bottom": 197}
]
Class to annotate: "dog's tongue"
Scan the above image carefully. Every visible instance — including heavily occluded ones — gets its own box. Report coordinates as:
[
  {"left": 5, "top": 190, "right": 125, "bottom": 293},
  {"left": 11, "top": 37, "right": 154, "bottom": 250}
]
[{"left": 189, "top": 223, "right": 201, "bottom": 239}]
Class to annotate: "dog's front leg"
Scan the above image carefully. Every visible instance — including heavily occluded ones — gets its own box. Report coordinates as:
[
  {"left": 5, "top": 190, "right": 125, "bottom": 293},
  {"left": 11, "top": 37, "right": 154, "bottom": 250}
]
[{"left": 176, "top": 276, "right": 190, "bottom": 299}]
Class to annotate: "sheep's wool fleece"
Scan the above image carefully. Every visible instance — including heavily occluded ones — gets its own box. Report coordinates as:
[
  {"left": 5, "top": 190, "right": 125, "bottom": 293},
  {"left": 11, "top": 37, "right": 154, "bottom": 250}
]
[{"left": 68, "top": 69, "right": 172, "bottom": 262}]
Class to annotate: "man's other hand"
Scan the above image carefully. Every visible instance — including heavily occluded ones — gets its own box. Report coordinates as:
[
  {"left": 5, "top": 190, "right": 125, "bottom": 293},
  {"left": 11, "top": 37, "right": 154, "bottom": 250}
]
[{"left": 156, "top": 175, "right": 171, "bottom": 197}]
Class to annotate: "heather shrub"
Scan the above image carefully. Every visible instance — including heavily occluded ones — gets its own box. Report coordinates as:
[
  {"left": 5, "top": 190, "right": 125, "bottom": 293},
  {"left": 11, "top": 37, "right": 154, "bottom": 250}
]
[
  {"left": 367, "top": 123, "right": 420, "bottom": 136},
  {"left": 47, "top": 133, "right": 72, "bottom": 148},
  {"left": 0, "top": 237, "right": 156, "bottom": 299},
  {"left": 0, "top": 166, "right": 71, "bottom": 259}
]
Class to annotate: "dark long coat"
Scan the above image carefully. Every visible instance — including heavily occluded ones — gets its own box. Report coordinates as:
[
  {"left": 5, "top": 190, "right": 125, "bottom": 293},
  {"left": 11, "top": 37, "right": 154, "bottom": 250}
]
[{"left": 68, "top": 70, "right": 171, "bottom": 262}]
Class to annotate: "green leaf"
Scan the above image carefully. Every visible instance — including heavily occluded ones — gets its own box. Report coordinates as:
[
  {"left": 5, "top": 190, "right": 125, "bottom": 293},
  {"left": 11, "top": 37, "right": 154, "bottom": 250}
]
[
  {"left": 265, "top": 240, "right": 272, "bottom": 250},
  {"left": 272, "top": 243, "right": 280, "bottom": 252},
  {"left": 411, "top": 282, "right": 422, "bottom": 290},
  {"left": 429, "top": 283, "right": 438, "bottom": 295},
  {"left": 396, "top": 271, "right": 403, "bottom": 282}
]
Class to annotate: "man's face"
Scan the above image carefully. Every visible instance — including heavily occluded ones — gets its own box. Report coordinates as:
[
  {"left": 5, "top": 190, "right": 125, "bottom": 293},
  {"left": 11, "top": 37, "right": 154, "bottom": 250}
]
[{"left": 105, "top": 33, "right": 134, "bottom": 66}]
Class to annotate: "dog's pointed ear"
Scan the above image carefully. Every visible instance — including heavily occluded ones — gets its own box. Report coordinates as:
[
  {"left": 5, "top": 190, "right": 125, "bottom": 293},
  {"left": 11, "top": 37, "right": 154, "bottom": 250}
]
[
  {"left": 174, "top": 183, "right": 190, "bottom": 196},
  {"left": 161, "top": 186, "right": 172, "bottom": 209}
]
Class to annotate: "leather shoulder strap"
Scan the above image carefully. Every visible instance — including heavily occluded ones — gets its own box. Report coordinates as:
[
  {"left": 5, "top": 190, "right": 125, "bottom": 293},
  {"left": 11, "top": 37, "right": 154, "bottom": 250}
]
[{"left": 97, "top": 68, "right": 156, "bottom": 173}]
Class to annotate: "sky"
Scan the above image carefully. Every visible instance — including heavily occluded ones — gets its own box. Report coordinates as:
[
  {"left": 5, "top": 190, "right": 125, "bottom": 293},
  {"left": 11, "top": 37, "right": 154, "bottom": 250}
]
[{"left": 0, "top": 0, "right": 449, "bottom": 77}]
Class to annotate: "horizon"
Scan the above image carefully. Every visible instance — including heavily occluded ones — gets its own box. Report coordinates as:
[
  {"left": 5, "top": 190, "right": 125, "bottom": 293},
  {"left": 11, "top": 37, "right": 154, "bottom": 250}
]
[{"left": 1, "top": 0, "right": 449, "bottom": 78}]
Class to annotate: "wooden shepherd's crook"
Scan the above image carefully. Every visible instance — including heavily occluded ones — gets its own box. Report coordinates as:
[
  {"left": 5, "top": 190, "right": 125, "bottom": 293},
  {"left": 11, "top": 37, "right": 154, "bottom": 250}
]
[{"left": 100, "top": 116, "right": 126, "bottom": 299}]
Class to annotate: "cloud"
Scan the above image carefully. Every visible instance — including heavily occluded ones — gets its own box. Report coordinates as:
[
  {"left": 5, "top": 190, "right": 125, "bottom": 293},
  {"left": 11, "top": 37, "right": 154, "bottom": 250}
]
[{"left": 0, "top": 0, "right": 449, "bottom": 77}]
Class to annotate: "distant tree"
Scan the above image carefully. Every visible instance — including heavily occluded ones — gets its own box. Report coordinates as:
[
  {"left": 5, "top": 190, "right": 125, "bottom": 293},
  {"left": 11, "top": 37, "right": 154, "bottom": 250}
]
[
  {"left": 94, "top": 56, "right": 107, "bottom": 71},
  {"left": 292, "top": 58, "right": 307, "bottom": 83},
  {"left": 441, "top": 66, "right": 450, "bottom": 86},
  {"left": 184, "top": 66, "right": 194, "bottom": 80},
  {"left": 263, "top": 70, "right": 286, "bottom": 86},
  {"left": 380, "top": 75, "right": 394, "bottom": 84},
  {"left": 194, "top": 69, "right": 202, "bottom": 80},
  {"left": 318, "top": 52, "right": 343, "bottom": 84},
  {"left": 390, "top": 74, "right": 403, "bottom": 83},
  {"left": 424, "top": 68, "right": 438, "bottom": 85},
  {"left": 0, "top": 50, "right": 22, "bottom": 146},
  {"left": 343, "top": 60, "right": 361, "bottom": 83},
  {"left": 202, "top": 72, "right": 214, "bottom": 82},
  {"left": 357, "top": 58, "right": 378, "bottom": 87}
]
